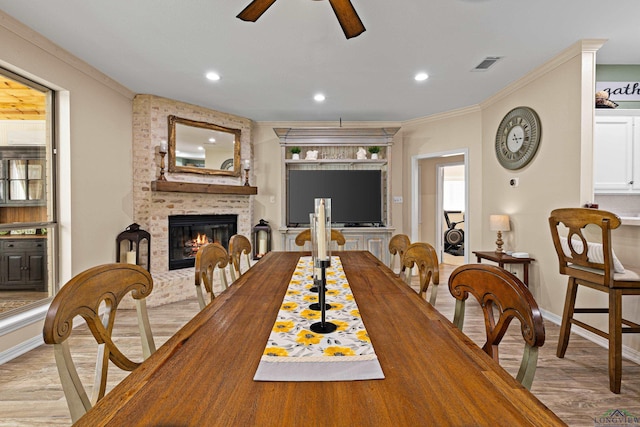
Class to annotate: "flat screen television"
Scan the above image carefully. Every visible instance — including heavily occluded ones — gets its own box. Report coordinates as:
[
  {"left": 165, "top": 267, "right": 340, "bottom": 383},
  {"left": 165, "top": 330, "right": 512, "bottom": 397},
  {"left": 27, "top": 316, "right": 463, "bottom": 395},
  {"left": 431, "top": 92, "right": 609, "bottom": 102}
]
[{"left": 287, "top": 169, "right": 383, "bottom": 226}]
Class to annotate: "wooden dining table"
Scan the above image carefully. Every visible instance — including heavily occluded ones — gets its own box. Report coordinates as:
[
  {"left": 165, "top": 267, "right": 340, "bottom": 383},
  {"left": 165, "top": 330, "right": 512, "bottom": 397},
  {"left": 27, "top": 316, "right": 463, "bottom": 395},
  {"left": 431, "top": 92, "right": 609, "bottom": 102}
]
[{"left": 77, "top": 251, "right": 565, "bottom": 426}]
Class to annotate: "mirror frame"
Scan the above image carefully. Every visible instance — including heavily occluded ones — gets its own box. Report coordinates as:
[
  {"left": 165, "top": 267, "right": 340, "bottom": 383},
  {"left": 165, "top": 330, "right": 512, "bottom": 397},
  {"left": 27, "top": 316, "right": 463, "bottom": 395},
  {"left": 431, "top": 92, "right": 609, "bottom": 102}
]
[{"left": 168, "top": 115, "right": 241, "bottom": 177}]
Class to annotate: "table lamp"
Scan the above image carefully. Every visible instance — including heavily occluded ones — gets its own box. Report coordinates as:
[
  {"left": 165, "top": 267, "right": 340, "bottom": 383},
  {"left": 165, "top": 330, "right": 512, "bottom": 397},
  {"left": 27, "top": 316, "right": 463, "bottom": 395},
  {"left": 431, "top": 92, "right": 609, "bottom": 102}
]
[{"left": 489, "top": 214, "right": 510, "bottom": 253}]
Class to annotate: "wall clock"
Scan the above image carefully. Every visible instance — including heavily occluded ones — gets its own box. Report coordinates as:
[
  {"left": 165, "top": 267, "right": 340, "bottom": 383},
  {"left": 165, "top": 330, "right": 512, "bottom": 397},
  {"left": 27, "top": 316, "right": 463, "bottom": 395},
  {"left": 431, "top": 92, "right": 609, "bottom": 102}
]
[{"left": 495, "top": 106, "right": 541, "bottom": 170}]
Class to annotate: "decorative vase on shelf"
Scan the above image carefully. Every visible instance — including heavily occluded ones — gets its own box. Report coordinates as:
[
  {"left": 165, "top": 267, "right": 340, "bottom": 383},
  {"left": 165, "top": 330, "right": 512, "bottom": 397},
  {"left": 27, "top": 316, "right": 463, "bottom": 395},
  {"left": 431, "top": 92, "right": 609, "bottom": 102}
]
[
  {"left": 371, "top": 153, "right": 379, "bottom": 160},
  {"left": 290, "top": 147, "right": 301, "bottom": 160}
]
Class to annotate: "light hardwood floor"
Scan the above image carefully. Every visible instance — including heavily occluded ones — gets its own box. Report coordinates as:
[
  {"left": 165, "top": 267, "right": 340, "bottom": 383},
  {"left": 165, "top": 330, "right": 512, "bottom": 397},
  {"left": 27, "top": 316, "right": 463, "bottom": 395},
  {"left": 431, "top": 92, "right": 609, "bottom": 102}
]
[{"left": 0, "top": 263, "right": 639, "bottom": 426}]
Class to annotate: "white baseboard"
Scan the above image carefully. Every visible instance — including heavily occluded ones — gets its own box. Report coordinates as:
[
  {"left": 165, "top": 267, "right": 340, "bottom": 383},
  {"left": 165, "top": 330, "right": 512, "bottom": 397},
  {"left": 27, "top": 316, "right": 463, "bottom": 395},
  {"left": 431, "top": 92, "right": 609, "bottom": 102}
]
[
  {"left": 541, "top": 308, "right": 640, "bottom": 366},
  {"left": 0, "top": 334, "right": 44, "bottom": 365}
]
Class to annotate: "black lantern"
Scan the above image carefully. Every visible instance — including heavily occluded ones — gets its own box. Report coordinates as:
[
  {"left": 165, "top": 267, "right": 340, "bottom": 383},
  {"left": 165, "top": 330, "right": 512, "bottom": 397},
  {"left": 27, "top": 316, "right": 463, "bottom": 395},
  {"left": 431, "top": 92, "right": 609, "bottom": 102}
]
[
  {"left": 252, "top": 219, "right": 271, "bottom": 260},
  {"left": 116, "top": 223, "right": 151, "bottom": 272}
]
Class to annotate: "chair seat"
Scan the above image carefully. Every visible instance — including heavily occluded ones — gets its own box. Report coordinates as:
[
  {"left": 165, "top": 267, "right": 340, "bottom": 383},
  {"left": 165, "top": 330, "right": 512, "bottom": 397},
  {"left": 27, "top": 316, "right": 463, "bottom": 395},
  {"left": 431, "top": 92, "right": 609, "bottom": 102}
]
[{"left": 568, "top": 264, "right": 640, "bottom": 283}]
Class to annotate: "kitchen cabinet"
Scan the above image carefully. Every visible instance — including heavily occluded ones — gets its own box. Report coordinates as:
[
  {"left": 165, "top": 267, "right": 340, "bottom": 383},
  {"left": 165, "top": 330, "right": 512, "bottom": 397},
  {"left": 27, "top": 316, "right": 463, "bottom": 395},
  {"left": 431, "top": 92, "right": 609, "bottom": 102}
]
[
  {"left": 0, "top": 238, "right": 47, "bottom": 291},
  {"left": 0, "top": 146, "right": 46, "bottom": 206},
  {"left": 594, "top": 114, "right": 640, "bottom": 193}
]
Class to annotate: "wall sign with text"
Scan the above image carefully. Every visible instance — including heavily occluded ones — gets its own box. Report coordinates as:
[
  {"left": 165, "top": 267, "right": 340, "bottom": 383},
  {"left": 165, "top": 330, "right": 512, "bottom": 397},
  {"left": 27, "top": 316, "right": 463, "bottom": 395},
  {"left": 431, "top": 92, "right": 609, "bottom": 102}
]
[{"left": 596, "top": 82, "right": 640, "bottom": 101}]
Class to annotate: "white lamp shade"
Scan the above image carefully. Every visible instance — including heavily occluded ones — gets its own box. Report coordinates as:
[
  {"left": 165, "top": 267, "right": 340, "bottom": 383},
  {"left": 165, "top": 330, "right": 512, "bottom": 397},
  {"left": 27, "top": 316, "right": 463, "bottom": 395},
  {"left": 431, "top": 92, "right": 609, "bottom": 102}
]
[{"left": 489, "top": 214, "right": 510, "bottom": 232}]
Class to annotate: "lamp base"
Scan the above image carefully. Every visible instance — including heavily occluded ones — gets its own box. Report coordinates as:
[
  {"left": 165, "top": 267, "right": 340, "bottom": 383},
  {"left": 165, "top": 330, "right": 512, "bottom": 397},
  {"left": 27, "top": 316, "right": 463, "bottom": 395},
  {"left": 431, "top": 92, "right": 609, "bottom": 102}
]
[{"left": 494, "top": 231, "right": 504, "bottom": 253}]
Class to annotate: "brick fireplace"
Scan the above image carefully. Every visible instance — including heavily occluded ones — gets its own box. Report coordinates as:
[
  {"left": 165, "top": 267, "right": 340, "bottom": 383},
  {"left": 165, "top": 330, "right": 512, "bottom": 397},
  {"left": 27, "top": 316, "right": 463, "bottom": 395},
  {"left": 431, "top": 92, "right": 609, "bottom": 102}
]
[{"left": 131, "top": 94, "right": 254, "bottom": 307}]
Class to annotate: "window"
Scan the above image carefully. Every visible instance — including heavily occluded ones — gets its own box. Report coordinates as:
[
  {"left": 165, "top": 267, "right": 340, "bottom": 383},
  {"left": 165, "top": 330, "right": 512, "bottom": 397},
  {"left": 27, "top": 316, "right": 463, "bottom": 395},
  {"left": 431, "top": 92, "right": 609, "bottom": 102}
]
[{"left": 0, "top": 68, "right": 56, "bottom": 316}]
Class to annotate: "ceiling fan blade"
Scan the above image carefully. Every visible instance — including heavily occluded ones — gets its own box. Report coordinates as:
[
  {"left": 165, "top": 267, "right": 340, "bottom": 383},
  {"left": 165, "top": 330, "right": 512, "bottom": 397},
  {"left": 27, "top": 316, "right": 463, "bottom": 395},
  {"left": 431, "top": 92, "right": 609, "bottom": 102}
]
[
  {"left": 328, "top": 0, "right": 366, "bottom": 39},
  {"left": 237, "top": 0, "right": 278, "bottom": 22}
]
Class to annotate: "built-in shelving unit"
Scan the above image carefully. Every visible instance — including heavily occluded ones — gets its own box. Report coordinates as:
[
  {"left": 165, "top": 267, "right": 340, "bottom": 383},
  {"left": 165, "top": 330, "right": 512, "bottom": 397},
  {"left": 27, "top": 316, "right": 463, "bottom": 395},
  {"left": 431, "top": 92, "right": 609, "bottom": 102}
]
[{"left": 275, "top": 127, "right": 399, "bottom": 265}]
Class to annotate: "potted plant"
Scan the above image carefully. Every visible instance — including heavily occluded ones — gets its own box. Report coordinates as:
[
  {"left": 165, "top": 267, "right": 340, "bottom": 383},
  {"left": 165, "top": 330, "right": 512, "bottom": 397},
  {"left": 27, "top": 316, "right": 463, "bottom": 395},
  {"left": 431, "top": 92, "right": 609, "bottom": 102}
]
[
  {"left": 368, "top": 146, "right": 381, "bottom": 159},
  {"left": 290, "top": 146, "right": 301, "bottom": 160}
]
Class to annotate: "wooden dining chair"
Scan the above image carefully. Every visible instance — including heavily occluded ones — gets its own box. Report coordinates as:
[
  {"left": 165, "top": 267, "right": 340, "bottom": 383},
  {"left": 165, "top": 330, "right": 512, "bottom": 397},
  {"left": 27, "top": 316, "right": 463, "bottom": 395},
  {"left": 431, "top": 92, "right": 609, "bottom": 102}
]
[
  {"left": 388, "top": 233, "right": 411, "bottom": 275},
  {"left": 549, "top": 207, "right": 640, "bottom": 393},
  {"left": 448, "top": 264, "right": 545, "bottom": 390},
  {"left": 401, "top": 242, "right": 439, "bottom": 305},
  {"left": 195, "top": 242, "right": 230, "bottom": 311},
  {"left": 229, "top": 234, "right": 252, "bottom": 282},
  {"left": 42, "top": 263, "right": 156, "bottom": 423},
  {"left": 294, "top": 228, "right": 346, "bottom": 250}
]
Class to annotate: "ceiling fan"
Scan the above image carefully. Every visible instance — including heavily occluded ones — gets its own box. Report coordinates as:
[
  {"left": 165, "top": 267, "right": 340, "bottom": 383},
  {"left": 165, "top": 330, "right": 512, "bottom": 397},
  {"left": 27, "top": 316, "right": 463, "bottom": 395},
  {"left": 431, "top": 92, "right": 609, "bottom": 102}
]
[{"left": 237, "top": 0, "right": 366, "bottom": 39}]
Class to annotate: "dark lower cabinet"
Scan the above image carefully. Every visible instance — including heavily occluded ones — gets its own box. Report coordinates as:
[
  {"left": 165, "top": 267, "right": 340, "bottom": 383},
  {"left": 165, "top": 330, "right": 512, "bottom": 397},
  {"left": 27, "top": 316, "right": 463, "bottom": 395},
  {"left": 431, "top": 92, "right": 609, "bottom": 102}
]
[{"left": 0, "top": 238, "right": 47, "bottom": 291}]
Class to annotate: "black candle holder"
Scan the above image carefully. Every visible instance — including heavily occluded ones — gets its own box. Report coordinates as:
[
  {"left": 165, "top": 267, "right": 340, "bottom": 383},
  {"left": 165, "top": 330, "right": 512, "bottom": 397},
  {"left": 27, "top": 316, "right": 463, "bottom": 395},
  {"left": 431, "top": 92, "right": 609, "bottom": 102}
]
[
  {"left": 310, "top": 260, "right": 337, "bottom": 334},
  {"left": 309, "top": 276, "right": 330, "bottom": 310}
]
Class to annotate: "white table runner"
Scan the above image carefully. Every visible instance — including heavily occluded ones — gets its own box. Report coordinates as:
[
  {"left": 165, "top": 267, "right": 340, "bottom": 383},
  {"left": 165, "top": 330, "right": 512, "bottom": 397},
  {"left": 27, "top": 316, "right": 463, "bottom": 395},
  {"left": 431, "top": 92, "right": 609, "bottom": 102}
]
[{"left": 254, "top": 256, "right": 385, "bottom": 381}]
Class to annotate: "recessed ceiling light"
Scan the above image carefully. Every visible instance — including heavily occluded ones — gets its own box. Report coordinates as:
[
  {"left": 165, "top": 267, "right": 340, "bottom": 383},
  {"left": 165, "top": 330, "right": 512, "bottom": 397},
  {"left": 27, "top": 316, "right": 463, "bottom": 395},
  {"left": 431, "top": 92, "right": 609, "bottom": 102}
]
[
  {"left": 198, "top": 146, "right": 204, "bottom": 151},
  {"left": 208, "top": 138, "right": 216, "bottom": 143},
  {"left": 314, "top": 93, "right": 326, "bottom": 102},
  {"left": 205, "top": 72, "right": 221, "bottom": 81},
  {"left": 414, "top": 72, "right": 429, "bottom": 82}
]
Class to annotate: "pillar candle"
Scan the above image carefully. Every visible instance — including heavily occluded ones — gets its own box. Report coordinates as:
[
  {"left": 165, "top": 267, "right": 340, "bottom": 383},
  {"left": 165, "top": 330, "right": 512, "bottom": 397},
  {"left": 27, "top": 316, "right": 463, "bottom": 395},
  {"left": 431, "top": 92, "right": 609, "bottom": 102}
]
[
  {"left": 258, "top": 232, "right": 267, "bottom": 255},
  {"left": 126, "top": 250, "right": 137, "bottom": 265},
  {"left": 317, "top": 199, "right": 327, "bottom": 260}
]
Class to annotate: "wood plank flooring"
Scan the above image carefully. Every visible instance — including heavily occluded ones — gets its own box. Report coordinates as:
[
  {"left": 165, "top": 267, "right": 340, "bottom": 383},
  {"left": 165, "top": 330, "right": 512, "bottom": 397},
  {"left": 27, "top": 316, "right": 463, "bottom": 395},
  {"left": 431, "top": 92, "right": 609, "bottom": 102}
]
[{"left": 0, "top": 263, "right": 639, "bottom": 426}]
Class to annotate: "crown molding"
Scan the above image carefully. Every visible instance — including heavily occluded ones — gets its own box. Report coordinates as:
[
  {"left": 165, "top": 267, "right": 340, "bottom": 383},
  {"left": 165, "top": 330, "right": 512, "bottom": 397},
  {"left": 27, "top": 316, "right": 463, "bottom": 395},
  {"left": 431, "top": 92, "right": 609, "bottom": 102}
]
[
  {"left": 480, "top": 39, "right": 607, "bottom": 110},
  {"left": 0, "top": 10, "right": 134, "bottom": 99}
]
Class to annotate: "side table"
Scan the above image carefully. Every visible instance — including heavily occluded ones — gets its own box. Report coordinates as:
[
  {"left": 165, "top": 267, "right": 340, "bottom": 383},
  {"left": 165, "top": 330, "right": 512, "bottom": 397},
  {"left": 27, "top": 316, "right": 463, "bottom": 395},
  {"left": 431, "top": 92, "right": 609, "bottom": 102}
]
[{"left": 472, "top": 251, "right": 535, "bottom": 287}]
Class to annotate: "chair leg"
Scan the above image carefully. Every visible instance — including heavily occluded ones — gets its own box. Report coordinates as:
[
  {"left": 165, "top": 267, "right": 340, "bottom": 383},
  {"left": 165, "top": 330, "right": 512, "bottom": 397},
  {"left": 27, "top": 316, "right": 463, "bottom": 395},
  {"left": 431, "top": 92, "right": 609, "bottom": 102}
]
[
  {"left": 557, "top": 277, "right": 578, "bottom": 358},
  {"left": 609, "top": 289, "right": 623, "bottom": 394}
]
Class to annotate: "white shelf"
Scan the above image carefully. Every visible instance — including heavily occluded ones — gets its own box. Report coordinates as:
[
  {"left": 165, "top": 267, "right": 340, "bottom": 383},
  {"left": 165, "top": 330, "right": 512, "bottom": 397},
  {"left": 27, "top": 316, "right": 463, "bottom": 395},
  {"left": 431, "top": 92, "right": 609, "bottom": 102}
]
[{"left": 284, "top": 159, "right": 387, "bottom": 165}]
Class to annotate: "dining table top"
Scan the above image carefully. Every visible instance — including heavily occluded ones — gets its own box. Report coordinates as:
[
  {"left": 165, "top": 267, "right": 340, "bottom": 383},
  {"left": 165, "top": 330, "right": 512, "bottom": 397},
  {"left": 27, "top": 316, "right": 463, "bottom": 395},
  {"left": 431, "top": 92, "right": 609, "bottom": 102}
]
[{"left": 76, "top": 250, "right": 565, "bottom": 426}]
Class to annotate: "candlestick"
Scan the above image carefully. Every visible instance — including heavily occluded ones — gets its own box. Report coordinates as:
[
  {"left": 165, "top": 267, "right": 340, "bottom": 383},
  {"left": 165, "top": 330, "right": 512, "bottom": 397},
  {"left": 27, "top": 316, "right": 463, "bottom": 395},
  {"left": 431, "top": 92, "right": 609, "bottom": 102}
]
[
  {"left": 158, "top": 141, "right": 168, "bottom": 181},
  {"left": 243, "top": 159, "right": 251, "bottom": 186}
]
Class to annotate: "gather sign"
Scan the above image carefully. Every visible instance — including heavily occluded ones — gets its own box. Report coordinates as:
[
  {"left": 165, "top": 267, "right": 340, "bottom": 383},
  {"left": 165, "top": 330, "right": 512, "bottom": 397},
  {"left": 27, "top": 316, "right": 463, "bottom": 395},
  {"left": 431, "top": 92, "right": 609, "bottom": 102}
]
[{"left": 596, "top": 81, "right": 640, "bottom": 101}]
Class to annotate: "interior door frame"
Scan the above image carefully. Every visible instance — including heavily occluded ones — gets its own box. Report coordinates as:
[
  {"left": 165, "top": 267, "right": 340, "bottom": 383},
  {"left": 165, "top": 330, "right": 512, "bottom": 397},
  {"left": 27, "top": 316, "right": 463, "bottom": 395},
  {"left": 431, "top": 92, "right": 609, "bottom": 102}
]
[
  {"left": 436, "top": 161, "right": 465, "bottom": 262},
  {"left": 411, "top": 149, "right": 469, "bottom": 264}
]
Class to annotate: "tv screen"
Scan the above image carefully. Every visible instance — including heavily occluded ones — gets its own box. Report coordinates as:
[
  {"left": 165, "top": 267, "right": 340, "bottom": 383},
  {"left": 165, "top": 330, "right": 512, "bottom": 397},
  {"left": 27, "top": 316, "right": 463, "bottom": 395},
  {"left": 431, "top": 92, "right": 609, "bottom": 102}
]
[{"left": 287, "top": 170, "right": 383, "bottom": 226}]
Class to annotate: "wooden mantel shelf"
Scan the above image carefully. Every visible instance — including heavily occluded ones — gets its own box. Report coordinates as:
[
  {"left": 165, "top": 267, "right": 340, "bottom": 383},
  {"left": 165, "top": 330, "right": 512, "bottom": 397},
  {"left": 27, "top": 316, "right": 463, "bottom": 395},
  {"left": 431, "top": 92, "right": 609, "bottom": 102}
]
[{"left": 151, "top": 180, "right": 257, "bottom": 195}]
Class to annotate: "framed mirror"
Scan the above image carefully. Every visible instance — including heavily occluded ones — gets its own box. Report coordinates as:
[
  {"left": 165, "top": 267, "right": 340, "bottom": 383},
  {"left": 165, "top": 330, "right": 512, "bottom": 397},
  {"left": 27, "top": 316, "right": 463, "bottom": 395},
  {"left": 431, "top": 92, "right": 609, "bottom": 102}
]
[{"left": 168, "top": 115, "right": 241, "bottom": 176}]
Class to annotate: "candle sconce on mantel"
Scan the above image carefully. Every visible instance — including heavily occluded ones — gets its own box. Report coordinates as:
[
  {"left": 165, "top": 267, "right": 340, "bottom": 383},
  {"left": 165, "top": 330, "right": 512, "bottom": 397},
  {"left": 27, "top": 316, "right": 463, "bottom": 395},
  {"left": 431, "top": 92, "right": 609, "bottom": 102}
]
[{"left": 158, "top": 140, "right": 168, "bottom": 181}]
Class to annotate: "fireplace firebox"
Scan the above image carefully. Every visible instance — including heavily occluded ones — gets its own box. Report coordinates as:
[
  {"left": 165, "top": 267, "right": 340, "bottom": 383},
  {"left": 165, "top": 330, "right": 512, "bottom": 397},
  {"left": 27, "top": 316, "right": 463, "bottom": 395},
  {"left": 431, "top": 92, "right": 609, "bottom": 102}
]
[{"left": 168, "top": 214, "right": 237, "bottom": 270}]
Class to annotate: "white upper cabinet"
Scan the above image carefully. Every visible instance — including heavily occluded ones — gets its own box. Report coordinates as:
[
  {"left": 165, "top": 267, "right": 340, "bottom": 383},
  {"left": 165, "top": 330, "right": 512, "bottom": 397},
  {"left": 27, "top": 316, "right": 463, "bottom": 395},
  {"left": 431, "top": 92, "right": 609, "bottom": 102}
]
[{"left": 594, "top": 115, "right": 640, "bottom": 193}]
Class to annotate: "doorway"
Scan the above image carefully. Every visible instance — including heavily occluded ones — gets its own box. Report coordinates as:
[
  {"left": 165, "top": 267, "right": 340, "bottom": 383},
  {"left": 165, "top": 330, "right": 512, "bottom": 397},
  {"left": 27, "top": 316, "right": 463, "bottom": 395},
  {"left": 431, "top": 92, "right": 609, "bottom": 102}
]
[
  {"left": 411, "top": 150, "right": 469, "bottom": 266},
  {"left": 438, "top": 163, "right": 465, "bottom": 265}
]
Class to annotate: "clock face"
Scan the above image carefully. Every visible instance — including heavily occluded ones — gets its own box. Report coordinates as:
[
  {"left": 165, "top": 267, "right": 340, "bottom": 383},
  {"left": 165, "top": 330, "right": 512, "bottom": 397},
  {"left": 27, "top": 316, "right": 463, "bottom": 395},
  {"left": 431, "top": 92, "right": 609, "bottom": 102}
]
[{"left": 495, "top": 107, "right": 541, "bottom": 170}]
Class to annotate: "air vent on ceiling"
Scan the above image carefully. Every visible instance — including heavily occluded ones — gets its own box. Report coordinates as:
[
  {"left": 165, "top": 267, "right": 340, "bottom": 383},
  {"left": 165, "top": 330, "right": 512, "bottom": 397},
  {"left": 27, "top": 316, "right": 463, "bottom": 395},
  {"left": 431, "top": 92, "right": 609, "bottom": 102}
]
[{"left": 472, "top": 56, "right": 502, "bottom": 71}]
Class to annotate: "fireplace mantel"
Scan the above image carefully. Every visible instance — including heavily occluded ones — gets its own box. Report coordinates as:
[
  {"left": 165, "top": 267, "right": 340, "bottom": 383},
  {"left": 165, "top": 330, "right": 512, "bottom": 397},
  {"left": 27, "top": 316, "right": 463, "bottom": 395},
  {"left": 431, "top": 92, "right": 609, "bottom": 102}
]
[{"left": 151, "top": 180, "right": 258, "bottom": 195}]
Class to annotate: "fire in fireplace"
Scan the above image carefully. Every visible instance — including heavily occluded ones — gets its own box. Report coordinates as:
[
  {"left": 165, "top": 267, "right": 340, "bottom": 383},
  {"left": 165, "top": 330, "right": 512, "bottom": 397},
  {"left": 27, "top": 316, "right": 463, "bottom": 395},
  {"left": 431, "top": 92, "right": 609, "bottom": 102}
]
[{"left": 168, "top": 214, "right": 237, "bottom": 270}]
